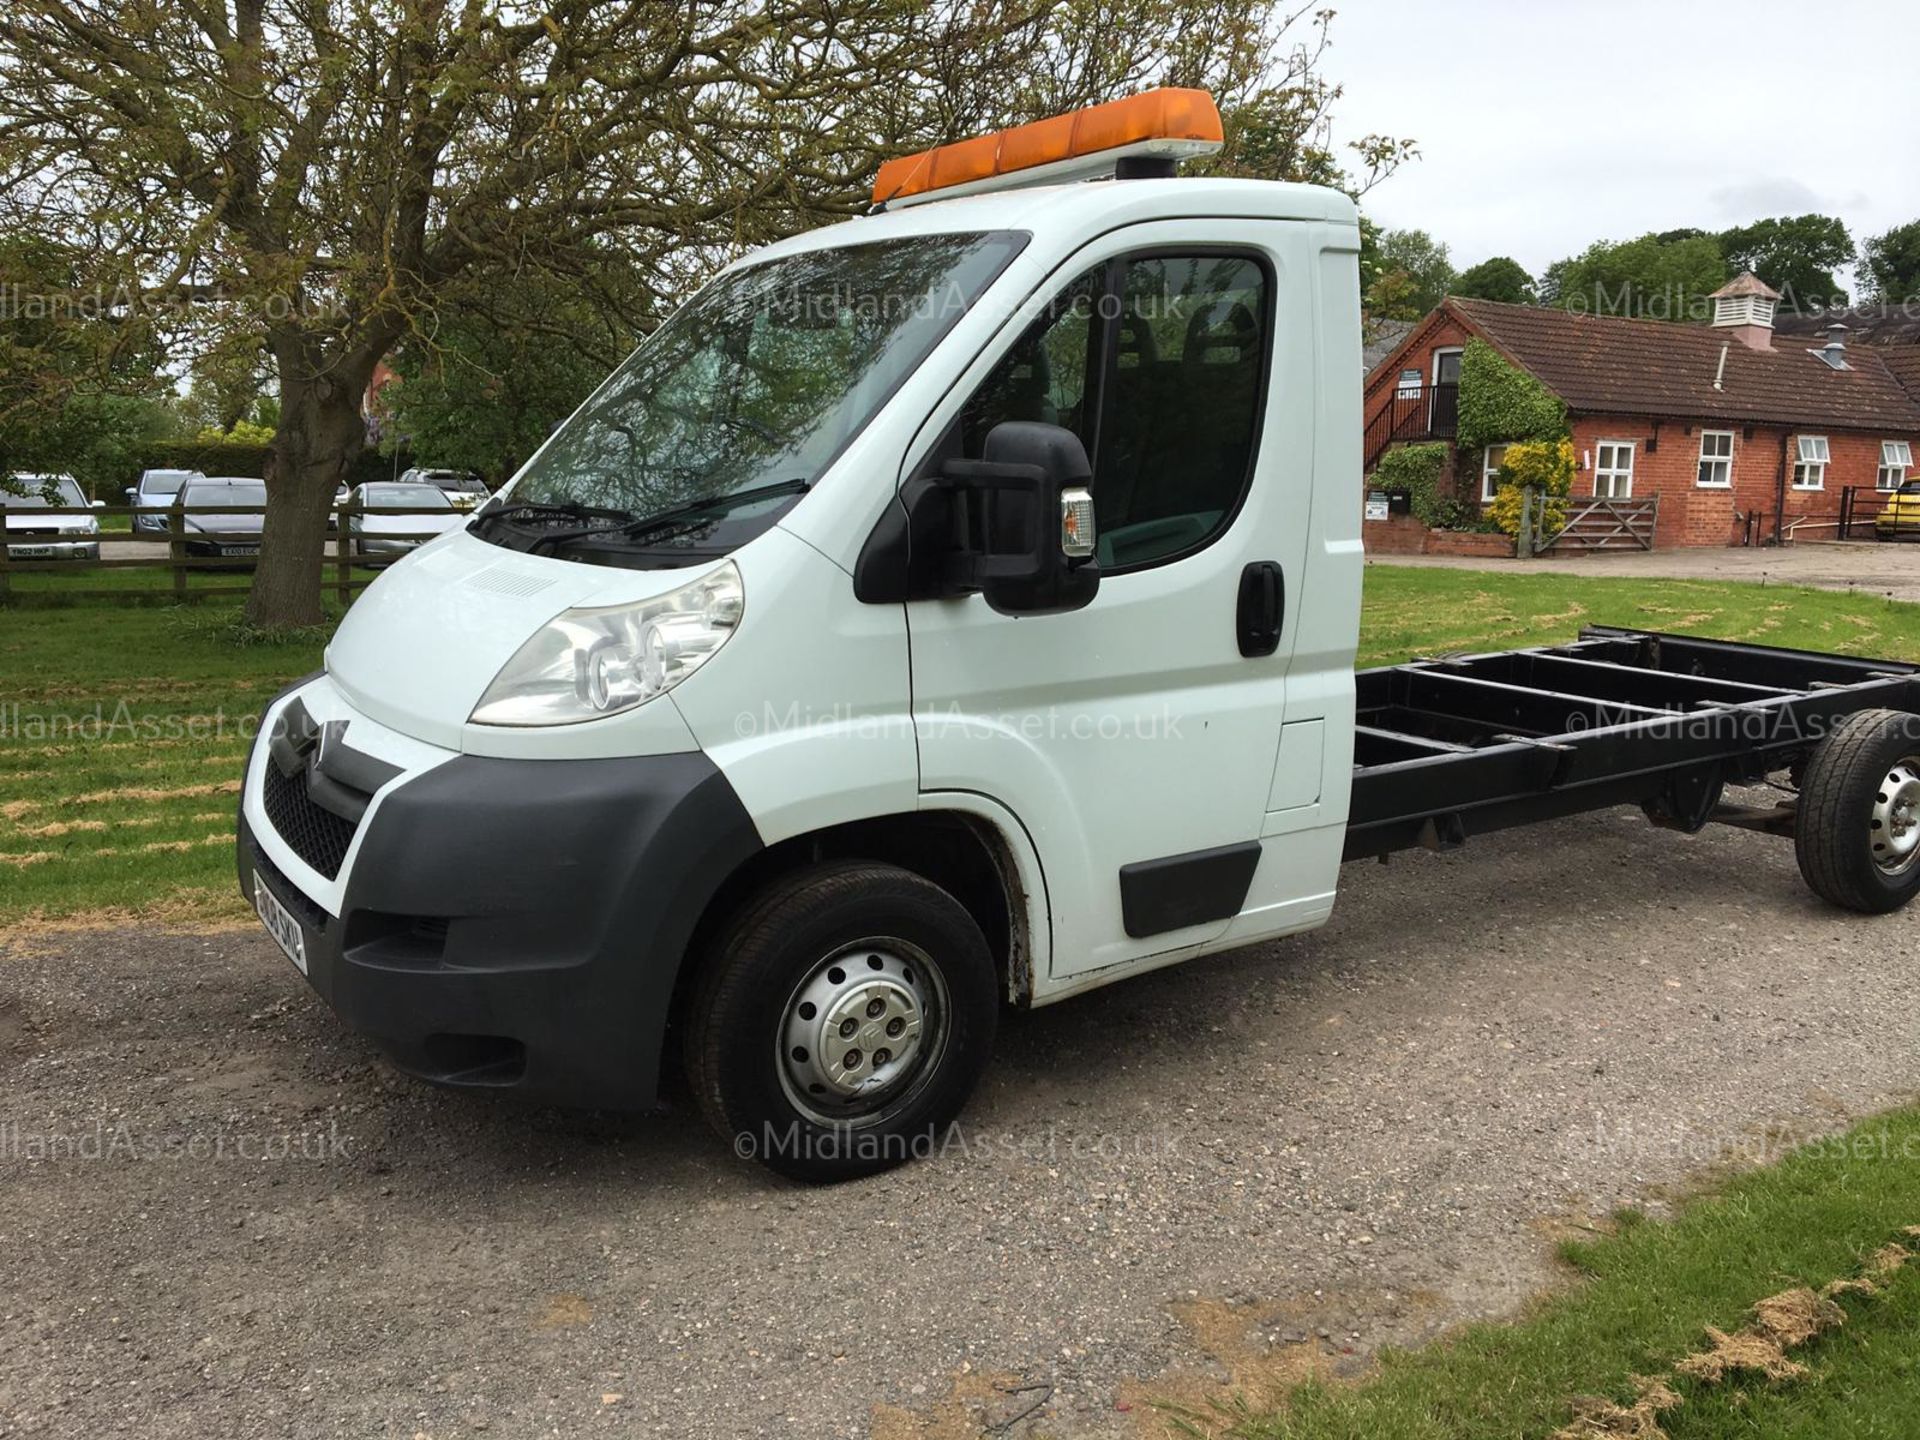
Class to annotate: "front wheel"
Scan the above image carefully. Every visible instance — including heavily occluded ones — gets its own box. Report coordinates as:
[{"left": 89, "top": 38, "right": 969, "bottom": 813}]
[
  {"left": 1795, "top": 708, "right": 1920, "bottom": 913},
  {"left": 684, "top": 861, "right": 999, "bottom": 1183}
]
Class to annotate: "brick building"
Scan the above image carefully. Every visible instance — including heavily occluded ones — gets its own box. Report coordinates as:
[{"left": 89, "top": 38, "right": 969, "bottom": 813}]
[{"left": 1363, "top": 275, "right": 1920, "bottom": 549}]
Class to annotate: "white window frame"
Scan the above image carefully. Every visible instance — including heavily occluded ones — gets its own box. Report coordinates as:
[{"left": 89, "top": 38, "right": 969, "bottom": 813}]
[
  {"left": 1480, "top": 443, "right": 1510, "bottom": 503},
  {"left": 1792, "top": 435, "right": 1829, "bottom": 491},
  {"left": 1431, "top": 347, "right": 1463, "bottom": 384},
  {"left": 1696, "top": 430, "right": 1734, "bottom": 488},
  {"left": 1878, "top": 440, "right": 1913, "bottom": 491},
  {"left": 1593, "top": 440, "right": 1635, "bottom": 499}
]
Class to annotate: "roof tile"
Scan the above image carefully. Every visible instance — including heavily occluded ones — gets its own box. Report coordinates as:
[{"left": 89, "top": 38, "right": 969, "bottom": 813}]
[{"left": 1450, "top": 298, "right": 1920, "bottom": 433}]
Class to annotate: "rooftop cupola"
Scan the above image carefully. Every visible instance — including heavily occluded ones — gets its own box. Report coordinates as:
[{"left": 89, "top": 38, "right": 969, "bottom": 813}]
[{"left": 1709, "top": 272, "right": 1781, "bottom": 350}]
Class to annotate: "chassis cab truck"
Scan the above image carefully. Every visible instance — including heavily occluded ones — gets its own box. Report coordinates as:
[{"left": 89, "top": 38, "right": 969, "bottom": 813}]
[{"left": 239, "top": 91, "right": 1920, "bottom": 1181}]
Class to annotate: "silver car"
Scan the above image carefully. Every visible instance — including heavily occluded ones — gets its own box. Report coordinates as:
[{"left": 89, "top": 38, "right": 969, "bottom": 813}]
[
  {"left": 399, "top": 467, "right": 491, "bottom": 512},
  {"left": 126, "top": 467, "right": 204, "bottom": 535},
  {"left": 4, "top": 473, "right": 102, "bottom": 560},
  {"left": 177, "top": 476, "right": 268, "bottom": 558},
  {"left": 347, "top": 481, "right": 465, "bottom": 556}
]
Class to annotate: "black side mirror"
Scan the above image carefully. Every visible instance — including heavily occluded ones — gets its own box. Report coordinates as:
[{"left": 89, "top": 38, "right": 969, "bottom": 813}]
[{"left": 938, "top": 421, "right": 1100, "bottom": 615}]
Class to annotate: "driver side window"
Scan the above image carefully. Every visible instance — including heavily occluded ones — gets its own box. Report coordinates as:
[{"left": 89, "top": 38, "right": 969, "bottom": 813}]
[{"left": 960, "top": 252, "right": 1269, "bottom": 571}]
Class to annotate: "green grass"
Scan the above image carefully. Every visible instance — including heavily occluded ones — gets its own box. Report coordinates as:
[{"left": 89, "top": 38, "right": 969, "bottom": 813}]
[
  {"left": 0, "top": 604, "right": 326, "bottom": 925},
  {"left": 1356, "top": 564, "right": 1920, "bottom": 668},
  {"left": 5, "top": 564, "right": 1920, "bottom": 926},
  {"left": 1222, "top": 1110, "right": 1920, "bottom": 1439}
]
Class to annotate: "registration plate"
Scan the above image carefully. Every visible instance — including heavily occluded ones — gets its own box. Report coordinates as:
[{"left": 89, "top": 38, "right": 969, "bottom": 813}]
[
  {"left": 12, "top": 545, "right": 53, "bottom": 558},
  {"left": 222, "top": 544, "right": 261, "bottom": 557},
  {"left": 253, "top": 875, "right": 308, "bottom": 975}
]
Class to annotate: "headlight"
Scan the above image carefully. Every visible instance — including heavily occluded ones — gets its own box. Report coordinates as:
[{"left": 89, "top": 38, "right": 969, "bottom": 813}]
[
  {"left": 59, "top": 522, "right": 94, "bottom": 535},
  {"left": 469, "top": 561, "right": 744, "bottom": 726}
]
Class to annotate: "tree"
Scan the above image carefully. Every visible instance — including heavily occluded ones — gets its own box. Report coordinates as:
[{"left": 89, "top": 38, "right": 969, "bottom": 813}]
[
  {"left": 1541, "top": 232, "right": 1727, "bottom": 321},
  {"left": 0, "top": 234, "right": 177, "bottom": 496},
  {"left": 1451, "top": 256, "right": 1535, "bottom": 306},
  {"left": 1717, "top": 214, "right": 1853, "bottom": 311},
  {"left": 1366, "top": 228, "right": 1455, "bottom": 320},
  {"left": 0, "top": 0, "right": 1407, "bottom": 628},
  {"left": 380, "top": 266, "right": 639, "bottom": 484},
  {"left": 1862, "top": 222, "right": 1920, "bottom": 303}
]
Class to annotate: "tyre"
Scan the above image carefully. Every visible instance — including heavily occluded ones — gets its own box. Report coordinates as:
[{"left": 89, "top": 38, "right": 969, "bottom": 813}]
[
  {"left": 685, "top": 861, "right": 999, "bottom": 1183},
  {"left": 1795, "top": 708, "right": 1920, "bottom": 913}
]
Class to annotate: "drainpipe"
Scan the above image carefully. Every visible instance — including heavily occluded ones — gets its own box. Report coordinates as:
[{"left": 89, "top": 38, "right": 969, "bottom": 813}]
[{"left": 1771, "top": 431, "right": 1790, "bottom": 546}]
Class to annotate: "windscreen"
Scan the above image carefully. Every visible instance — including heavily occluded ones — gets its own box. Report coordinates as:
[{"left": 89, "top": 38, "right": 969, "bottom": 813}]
[
  {"left": 505, "top": 231, "right": 1026, "bottom": 521},
  {"left": 1, "top": 476, "right": 84, "bottom": 506},
  {"left": 367, "top": 483, "right": 452, "bottom": 508},
  {"left": 185, "top": 480, "right": 266, "bottom": 507},
  {"left": 144, "top": 471, "right": 194, "bottom": 496}
]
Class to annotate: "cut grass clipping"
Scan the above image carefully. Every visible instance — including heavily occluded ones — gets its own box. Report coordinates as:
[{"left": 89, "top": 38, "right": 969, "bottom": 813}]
[
  {"left": 7, "top": 567, "right": 1920, "bottom": 929},
  {"left": 1215, "top": 1107, "right": 1920, "bottom": 1439}
]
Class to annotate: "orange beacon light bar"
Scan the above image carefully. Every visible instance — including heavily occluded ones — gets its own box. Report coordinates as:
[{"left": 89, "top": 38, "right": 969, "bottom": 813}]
[{"left": 872, "top": 88, "right": 1223, "bottom": 209}]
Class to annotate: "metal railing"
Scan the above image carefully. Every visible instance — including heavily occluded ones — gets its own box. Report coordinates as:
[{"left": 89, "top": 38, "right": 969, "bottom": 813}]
[
  {"left": 0, "top": 501, "right": 470, "bottom": 604},
  {"left": 1363, "top": 381, "right": 1458, "bottom": 472}
]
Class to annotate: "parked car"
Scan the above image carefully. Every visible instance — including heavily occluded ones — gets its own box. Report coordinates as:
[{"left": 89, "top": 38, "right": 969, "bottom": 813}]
[
  {"left": 400, "top": 467, "right": 491, "bottom": 512},
  {"left": 346, "top": 481, "right": 465, "bottom": 556},
  {"left": 126, "top": 467, "right": 204, "bottom": 535},
  {"left": 3, "top": 473, "right": 102, "bottom": 561},
  {"left": 1876, "top": 479, "right": 1920, "bottom": 539},
  {"left": 177, "top": 476, "right": 268, "bottom": 558}
]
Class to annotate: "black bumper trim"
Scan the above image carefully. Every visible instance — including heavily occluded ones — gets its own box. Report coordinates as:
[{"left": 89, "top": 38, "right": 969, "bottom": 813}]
[{"left": 241, "top": 747, "right": 762, "bottom": 1109}]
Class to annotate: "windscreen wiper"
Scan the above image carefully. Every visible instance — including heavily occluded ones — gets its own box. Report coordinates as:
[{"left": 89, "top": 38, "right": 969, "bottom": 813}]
[
  {"left": 531, "top": 478, "right": 812, "bottom": 554},
  {"left": 474, "top": 499, "right": 635, "bottom": 532}
]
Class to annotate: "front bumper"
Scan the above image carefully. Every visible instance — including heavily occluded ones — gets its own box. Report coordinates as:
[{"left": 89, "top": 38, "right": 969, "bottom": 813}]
[
  {"left": 5, "top": 539, "right": 99, "bottom": 560},
  {"left": 238, "top": 679, "right": 761, "bottom": 1109}
]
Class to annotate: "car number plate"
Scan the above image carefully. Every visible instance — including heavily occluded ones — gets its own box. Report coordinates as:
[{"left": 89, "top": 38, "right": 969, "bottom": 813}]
[
  {"left": 12, "top": 545, "right": 54, "bottom": 558},
  {"left": 253, "top": 875, "right": 308, "bottom": 975},
  {"left": 222, "top": 544, "right": 261, "bottom": 556}
]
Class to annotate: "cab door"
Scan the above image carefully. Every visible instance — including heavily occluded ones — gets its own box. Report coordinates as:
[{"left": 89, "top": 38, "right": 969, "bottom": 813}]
[{"left": 904, "top": 222, "right": 1314, "bottom": 979}]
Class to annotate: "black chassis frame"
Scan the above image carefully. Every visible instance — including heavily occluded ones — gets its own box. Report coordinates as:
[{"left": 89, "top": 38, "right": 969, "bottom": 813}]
[{"left": 1344, "top": 626, "right": 1920, "bottom": 861}]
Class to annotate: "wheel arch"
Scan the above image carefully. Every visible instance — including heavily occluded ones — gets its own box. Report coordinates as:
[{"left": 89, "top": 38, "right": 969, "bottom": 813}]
[{"left": 665, "top": 804, "right": 1047, "bottom": 1090}]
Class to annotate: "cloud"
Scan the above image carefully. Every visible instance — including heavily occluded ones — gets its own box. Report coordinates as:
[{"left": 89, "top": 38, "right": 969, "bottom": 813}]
[{"left": 1708, "top": 179, "right": 1831, "bottom": 222}]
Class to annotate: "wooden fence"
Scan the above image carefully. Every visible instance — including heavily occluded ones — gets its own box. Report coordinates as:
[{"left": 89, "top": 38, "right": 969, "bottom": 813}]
[{"left": 0, "top": 501, "right": 471, "bottom": 605}]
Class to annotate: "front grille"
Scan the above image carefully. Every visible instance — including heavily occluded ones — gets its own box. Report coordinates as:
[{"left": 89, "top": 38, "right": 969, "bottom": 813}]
[
  {"left": 8, "top": 526, "right": 59, "bottom": 538},
  {"left": 262, "top": 760, "right": 359, "bottom": 879}
]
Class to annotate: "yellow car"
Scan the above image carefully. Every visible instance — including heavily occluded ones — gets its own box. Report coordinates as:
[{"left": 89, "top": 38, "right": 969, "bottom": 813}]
[{"left": 1877, "top": 481, "right": 1920, "bottom": 539}]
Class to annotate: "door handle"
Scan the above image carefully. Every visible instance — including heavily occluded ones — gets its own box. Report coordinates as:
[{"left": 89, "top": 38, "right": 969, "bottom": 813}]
[{"left": 1236, "top": 561, "right": 1284, "bottom": 658}]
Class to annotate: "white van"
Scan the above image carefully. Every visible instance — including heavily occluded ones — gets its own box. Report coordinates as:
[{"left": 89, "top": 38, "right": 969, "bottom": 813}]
[{"left": 238, "top": 91, "right": 1920, "bottom": 1180}]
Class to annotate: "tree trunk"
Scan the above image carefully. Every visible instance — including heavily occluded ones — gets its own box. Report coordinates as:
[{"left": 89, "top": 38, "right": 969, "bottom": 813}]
[{"left": 245, "top": 364, "right": 371, "bottom": 630}]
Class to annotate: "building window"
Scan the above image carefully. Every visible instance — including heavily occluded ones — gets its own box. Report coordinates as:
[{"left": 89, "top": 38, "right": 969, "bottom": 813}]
[
  {"left": 1879, "top": 440, "right": 1913, "bottom": 491},
  {"left": 1697, "top": 430, "right": 1734, "bottom": 488},
  {"left": 1594, "top": 441, "right": 1635, "bottom": 499},
  {"left": 1792, "top": 435, "right": 1829, "bottom": 490},
  {"left": 1481, "top": 443, "right": 1509, "bottom": 503}
]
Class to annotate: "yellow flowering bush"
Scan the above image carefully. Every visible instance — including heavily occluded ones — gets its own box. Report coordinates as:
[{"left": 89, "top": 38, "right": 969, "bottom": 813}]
[{"left": 1486, "top": 438, "right": 1574, "bottom": 540}]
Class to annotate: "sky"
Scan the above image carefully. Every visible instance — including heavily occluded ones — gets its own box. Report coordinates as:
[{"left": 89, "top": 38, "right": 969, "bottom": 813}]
[{"left": 1322, "top": 0, "right": 1920, "bottom": 291}]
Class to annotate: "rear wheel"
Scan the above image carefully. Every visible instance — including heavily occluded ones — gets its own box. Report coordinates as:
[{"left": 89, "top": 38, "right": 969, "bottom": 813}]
[
  {"left": 685, "top": 861, "right": 998, "bottom": 1182},
  {"left": 1795, "top": 708, "right": 1920, "bottom": 913}
]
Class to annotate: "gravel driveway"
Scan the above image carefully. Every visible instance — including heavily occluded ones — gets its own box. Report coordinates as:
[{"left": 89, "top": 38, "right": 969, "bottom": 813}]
[{"left": 4, "top": 801, "right": 1916, "bottom": 1439}]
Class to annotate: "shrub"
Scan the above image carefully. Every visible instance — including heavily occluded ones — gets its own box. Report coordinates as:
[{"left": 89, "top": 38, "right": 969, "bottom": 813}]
[
  {"left": 1370, "top": 442, "right": 1451, "bottom": 527},
  {"left": 1456, "top": 339, "right": 1566, "bottom": 452},
  {"left": 1486, "top": 438, "right": 1575, "bottom": 540}
]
